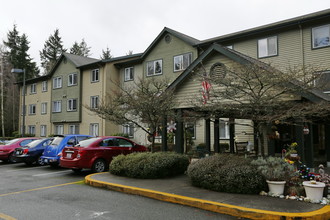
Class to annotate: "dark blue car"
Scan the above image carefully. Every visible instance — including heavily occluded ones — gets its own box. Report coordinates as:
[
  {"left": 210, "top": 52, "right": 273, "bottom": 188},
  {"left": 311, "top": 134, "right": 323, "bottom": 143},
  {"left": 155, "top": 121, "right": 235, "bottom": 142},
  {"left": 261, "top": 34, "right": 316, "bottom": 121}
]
[
  {"left": 13, "top": 138, "right": 52, "bottom": 165},
  {"left": 40, "top": 134, "right": 92, "bottom": 167}
]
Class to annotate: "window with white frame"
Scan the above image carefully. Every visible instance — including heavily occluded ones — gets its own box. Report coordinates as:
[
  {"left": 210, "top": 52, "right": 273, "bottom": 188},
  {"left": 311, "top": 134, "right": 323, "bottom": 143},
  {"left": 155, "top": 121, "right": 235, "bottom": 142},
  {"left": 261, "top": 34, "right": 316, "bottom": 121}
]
[
  {"left": 258, "top": 36, "right": 277, "bottom": 58},
  {"left": 52, "top": 101, "right": 61, "bottom": 113},
  {"left": 312, "top": 25, "right": 330, "bottom": 49},
  {"left": 53, "top": 77, "right": 62, "bottom": 89},
  {"left": 174, "top": 53, "right": 192, "bottom": 72},
  {"left": 69, "top": 124, "right": 79, "bottom": 134},
  {"left": 68, "top": 73, "right": 78, "bottom": 86},
  {"left": 124, "top": 67, "right": 134, "bottom": 81},
  {"left": 146, "top": 59, "right": 162, "bottom": 76},
  {"left": 41, "top": 102, "right": 47, "bottom": 114},
  {"left": 123, "top": 124, "right": 134, "bottom": 138},
  {"left": 42, "top": 81, "right": 48, "bottom": 92},
  {"left": 30, "top": 83, "right": 36, "bottom": 94},
  {"left": 40, "top": 125, "right": 47, "bottom": 137},
  {"left": 90, "top": 96, "right": 99, "bottom": 109},
  {"left": 220, "top": 119, "right": 230, "bottom": 139},
  {"left": 28, "top": 125, "right": 36, "bottom": 135},
  {"left": 91, "top": 69, "right": 99, "bottom": 82},
  {"left": 90, "top": 123, "right": 99, "bottom": 136},
  {"left": 55, "top": 125, "right": 64, "bottom": 135},
  {"left": 67, "top": 99, "right": 77, "bottom": 111},
  {"left": 29, "top": 104, "right": 36, "bottom": 115}
]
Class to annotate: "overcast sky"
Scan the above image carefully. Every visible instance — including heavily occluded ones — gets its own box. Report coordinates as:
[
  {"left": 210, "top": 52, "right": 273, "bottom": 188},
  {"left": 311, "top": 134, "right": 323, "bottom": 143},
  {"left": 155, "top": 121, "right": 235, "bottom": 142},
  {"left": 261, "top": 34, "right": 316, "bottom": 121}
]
[{"left": 2, "top": 0, "right": 330, "bottom": 69}]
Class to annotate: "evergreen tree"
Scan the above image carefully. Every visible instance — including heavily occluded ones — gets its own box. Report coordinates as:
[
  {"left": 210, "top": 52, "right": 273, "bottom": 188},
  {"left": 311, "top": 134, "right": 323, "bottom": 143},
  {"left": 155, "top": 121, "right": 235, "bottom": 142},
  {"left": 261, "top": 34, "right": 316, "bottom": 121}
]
[
  {"left": 70, "top": 38, "right": 91, "bottom": 57},
  {"left": 40, "top": 29, "right": 66, "bottom": 73},
  {"left": 3, "top": 25, "right": 39, "bottom": 80},
  {"left": 100, "top": 46, "right": 113, "bottom": 60}
]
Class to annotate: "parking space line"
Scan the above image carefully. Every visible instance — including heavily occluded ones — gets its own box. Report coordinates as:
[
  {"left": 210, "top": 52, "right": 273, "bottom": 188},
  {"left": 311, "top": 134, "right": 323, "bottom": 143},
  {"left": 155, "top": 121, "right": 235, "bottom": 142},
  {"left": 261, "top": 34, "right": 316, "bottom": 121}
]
[
  {"left": 0, "top": 181, "right": 84, "bottom": 197},
  {"left": 0, "top": 213, "right": 16, "bottom": 220},
  {"left": 5, "top": 166, "right": 46, "bottom": 172},
  {"left": 32, "top": 170, "right": 72, "bottom": 176}
]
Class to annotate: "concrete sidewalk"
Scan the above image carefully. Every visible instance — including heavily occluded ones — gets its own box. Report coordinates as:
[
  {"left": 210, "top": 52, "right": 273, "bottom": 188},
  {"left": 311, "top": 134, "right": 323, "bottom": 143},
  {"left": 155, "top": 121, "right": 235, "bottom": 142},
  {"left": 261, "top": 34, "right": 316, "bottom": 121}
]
[{"left": 85, "top": 173, "right": 330, "bottom": 220}]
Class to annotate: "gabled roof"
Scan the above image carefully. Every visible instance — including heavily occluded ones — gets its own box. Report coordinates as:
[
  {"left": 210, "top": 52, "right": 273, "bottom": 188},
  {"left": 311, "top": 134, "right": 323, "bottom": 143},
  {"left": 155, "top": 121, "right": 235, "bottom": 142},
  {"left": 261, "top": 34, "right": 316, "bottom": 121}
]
[
  {"left": 198, "top": 8, "right": 330, "bottom": 47},
  {"left": 22, "top": 53, "right": 100, "bottom": 84},
  {"left": 168, "top": 43, "right": 330, "bottom": 103}
]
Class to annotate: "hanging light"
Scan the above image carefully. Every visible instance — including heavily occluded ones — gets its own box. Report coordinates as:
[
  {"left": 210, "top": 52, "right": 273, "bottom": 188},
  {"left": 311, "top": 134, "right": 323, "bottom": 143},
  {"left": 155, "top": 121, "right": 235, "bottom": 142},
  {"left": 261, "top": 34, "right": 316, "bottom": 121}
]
[{"left": 303, "top": 126, "right": 310, "bottom": 135}]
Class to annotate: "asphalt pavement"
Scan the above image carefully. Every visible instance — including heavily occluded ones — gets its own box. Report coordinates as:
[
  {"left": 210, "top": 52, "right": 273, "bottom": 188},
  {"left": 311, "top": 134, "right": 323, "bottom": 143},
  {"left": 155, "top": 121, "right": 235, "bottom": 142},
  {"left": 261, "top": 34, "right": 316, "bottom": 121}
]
[{"left": 85, "top": 172, "right": 330, "bottom": 220}]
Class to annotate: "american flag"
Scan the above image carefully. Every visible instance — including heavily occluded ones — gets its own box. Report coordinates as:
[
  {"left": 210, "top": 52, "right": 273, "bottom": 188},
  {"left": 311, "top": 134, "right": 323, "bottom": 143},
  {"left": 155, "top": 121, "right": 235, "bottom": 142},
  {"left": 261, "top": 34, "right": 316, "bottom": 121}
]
[{"left": 202, "top": 79, "right": 211, "bottom": 104}]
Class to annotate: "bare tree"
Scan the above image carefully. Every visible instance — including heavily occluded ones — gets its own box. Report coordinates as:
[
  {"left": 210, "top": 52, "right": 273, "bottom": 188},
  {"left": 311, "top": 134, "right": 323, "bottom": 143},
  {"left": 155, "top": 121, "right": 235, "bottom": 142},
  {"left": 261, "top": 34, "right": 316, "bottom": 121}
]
[
  {"left": 194, "top": 63, "right": 330, "bottom": 156},
  {"left": 86, "top": 78, "right": 175, "bottom": 151}
]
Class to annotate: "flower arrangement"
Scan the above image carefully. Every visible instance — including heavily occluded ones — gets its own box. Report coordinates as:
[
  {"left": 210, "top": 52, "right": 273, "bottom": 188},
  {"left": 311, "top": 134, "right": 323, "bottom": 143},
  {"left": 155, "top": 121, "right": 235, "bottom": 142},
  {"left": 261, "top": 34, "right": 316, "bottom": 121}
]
[{"left": 285, "top": 142, "right": 300, "bottom": 163}]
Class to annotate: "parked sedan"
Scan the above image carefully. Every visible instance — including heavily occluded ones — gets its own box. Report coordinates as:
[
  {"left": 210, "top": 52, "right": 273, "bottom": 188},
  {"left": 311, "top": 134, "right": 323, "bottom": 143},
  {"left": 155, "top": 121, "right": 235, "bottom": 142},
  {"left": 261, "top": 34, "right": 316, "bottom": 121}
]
[
  {"left": 13, "top": 138, "right": 52, "bottom": 165},
  {"left": 40, "top": 134, "right": 92, "bottom": 167},
  {"left": 60, "top": 136, "right": 147, "bottom": 173},
  {"left": 0, "top": 137, "right": 39, "bottom": 163}
]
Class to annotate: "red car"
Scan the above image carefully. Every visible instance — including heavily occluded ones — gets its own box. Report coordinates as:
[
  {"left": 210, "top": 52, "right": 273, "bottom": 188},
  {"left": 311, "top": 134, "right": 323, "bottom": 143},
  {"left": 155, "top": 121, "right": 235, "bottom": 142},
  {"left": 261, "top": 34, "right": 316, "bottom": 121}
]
[
  {"left": 60, "top": 136, "right": 147, "bottom": 173},
  {"left": 0, "top": 137, "right": 39, "bottom": 163}
]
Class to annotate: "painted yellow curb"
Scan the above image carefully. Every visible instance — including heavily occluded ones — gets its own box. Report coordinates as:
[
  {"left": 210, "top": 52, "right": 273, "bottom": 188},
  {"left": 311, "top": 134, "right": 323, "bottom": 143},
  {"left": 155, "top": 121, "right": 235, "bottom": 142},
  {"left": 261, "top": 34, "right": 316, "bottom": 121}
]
[{"left": 85, "top": 173, "right": 330, "bottom": 220}]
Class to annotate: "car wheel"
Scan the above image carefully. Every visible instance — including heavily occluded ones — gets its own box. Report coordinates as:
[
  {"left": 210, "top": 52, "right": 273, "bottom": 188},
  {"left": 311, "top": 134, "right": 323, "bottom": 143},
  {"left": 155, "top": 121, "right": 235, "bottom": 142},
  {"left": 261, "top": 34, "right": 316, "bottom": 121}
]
[
  {"left": 37, "top": 156, "right": 45, "bottom": 166},
  {"left": 72, "top": 168, "right": 82, "bottom": 173},
  {"left": 92, "top": 159, "right": 108, "bottom": 173},
  {"left": 8, "top": 153, "right": 17, "bottom": 163}
]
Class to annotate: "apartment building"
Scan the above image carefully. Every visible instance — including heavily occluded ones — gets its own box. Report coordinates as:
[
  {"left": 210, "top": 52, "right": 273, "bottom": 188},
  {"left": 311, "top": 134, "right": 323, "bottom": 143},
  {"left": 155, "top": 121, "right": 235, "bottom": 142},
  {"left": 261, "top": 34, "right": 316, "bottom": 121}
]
[{"left": 19, "top": 9, "right": 330, "bottom": 166}]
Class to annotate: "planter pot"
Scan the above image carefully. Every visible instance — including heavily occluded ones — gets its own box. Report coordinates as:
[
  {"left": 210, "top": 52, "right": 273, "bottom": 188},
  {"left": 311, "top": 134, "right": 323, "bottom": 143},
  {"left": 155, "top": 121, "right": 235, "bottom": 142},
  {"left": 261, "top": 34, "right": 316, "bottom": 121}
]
[
  {"left": 303, "top": 181, "right": 325, "bottom": 203},
  {"left": 266, "top": 180, "right": 286, "bottom": 195}
]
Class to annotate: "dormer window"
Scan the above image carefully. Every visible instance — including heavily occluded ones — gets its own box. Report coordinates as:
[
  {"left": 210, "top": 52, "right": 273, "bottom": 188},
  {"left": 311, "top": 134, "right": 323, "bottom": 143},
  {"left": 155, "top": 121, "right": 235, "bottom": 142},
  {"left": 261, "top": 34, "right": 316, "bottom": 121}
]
[
  {"left": 312, "top": 25, "right": 330, "bottom": 49},
  {"left": 146, "top": 60, "right": 162, "bottom": 76},
  {"left": 258, "top": 36, "right": 277, "bottom": 58},
  {"left": 174, "top": 53, "right": 192, "bottom": 72}
]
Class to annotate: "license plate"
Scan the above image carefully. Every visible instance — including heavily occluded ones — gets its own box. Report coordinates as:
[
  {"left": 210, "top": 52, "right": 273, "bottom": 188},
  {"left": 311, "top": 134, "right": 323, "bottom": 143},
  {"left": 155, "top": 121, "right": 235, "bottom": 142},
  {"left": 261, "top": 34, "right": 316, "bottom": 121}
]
[{"left": 66, "top": 153, "right": 72, "bottom": 158}]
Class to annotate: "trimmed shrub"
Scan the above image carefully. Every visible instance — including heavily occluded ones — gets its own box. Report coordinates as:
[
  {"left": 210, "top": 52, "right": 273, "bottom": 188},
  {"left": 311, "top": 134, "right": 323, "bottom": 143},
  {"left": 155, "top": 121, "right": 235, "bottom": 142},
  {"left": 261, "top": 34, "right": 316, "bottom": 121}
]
[
  {"left": 187, "top": 154, "right": 267, "bottom": 194},
  {"left": 110, "top": 152, "right": 190, "bottom": 179}
]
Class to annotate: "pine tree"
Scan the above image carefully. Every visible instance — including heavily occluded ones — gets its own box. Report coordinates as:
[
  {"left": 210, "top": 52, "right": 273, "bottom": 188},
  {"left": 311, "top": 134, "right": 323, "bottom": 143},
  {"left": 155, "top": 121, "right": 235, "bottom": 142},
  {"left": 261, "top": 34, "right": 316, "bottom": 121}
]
[
  {"left": 100, "top": 46, "right": 113, "bottom": 60},
  {"left": 70, "top": 38, "right": 91, "bottom": 57},
  {"left": 39, "top": 29, "right": 66, "bottom": 73},
  {"left": 3, "top": 25, "right": 39, "bottom": 80}
]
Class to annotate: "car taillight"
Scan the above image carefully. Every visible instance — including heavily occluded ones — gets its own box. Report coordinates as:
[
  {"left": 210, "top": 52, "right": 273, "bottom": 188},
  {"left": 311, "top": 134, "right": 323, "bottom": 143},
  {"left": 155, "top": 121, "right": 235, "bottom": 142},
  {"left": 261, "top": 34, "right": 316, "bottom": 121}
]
[
  {"left": 77, "top": 150, "right": 85, "bottom": 158},
  {"left": 23, "top": 149, "right": 29, "bottom": 154}
]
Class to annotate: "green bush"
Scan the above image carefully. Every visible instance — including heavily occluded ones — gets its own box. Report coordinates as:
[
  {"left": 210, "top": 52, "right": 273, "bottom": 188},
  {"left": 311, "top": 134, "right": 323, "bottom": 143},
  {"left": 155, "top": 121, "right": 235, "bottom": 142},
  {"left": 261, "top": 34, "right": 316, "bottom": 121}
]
[
  {"left": 111, "top": 133, "right": 130, "bottom": 138},
  {"left": 110, "top": 152, "right": 190, "bottom": 179},
  {"left": 187, "top": 154, "right": 267, "bottom": 194}
]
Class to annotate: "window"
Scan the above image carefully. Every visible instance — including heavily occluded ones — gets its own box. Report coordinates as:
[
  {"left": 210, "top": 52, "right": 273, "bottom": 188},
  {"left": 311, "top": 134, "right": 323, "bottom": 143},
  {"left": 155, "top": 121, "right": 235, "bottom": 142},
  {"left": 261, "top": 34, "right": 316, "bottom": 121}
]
[
  {"left": 147, "top": 59, "right": 162, "bottom": 76},
  {"left": 90, "top": 123, "right": 99, "bottom": 136},
  {"left": 67, "top": 99, "right": 77, "bottom": 111},
  {"left": 68, "top": 125, "right": 79, "bottom": 134},
  {"left": 258, "top": 36, "right": 277, "bottom": 58},
  {"left": 68, "top": 73, "right": 78, "bottom": 86},
  {"left": 91, "top": 69, "right": 99, "bottom": 82},
  {"left": 42, "top": 81, "right": 48, "bottom": 92},
  {"left": 30, "top": 83, "right": 36, "bottom": 94},
  {"left": 123, "top": 124, "right": 134, "bottom": 138},
  {"left": 117, "top": 138, "right": 133, "bottom": 147},
  {"left": 28, "top": 126, "right": 36, "bottom": 135},
  {"left": 90, "top": 96, "right": 99, "bottom": 109},
  {"left": 312, "top": 25, "right": 330, "bottom": 48},
  {"left": 40, "top": 125, "right": 47, "bottom": 137},
  {"left": 124, "top": 67, "right": 134, "bottom": 81},
  {"left": 29, "top": 104, "right": 36, "bottom": 115},
  {"left": 52, "top": 101, "right": 62, "bottom": 113},
  {"left": 55, "top": 125, "right": 64, "bottom": 135},
  {"left": 174, "top": 53, "right": 192, "bottom": 72},
  {"left": 53, "top": 77, "right": 62, "bottom": 89},
  {"left": 220, "top": 119, "right": 230, "bottom": 139},
  {"left": 41, "top": 102, "right": 47, "bottom": 114},
  {"left": 185, "top": 123, "right": 196, "bottom": 139}
]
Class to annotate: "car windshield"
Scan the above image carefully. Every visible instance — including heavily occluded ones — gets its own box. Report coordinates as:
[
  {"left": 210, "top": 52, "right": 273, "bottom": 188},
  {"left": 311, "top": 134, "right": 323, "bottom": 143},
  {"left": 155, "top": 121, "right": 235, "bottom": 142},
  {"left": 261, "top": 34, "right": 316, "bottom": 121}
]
[
  {"left": 5, "top": 139, "right": 20, "bottom": 145},
  {"left": 76, "top": 137, "right": 102, "bottom": 148},
  {"left": 26, "top": 139, "right": 45, "bottom": 148},
  {"left": 49, "top": 137, "right": 64, "bottom": 146}
]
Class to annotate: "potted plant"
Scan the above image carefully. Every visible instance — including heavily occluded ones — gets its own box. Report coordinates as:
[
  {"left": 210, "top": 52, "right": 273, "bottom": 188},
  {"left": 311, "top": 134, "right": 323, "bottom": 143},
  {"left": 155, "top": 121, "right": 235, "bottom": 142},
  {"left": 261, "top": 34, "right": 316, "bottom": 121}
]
[{"left": 251, "top": 156, "right": 296, "bottom": 195}]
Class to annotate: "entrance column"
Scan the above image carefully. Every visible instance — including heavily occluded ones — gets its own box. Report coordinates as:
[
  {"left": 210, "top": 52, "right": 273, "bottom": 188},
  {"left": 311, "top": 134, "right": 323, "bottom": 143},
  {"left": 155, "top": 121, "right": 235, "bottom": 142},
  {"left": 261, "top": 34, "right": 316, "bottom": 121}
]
[
  {"left": 304, "top": 123, "right": 314, "bottom": 168},
  {"left": 161, "top": 115, "right": 167, "bottom": 151},
  {"left": 229, "top": 118, "right": 235, "bottom": 153},
  {"left": 205, "top": 118, "right": 211, "bottom": 153},
  {"left": 175, "top": 109, "right": 184, "bottom": 154},
  {"left": 294, "top": 121, "right": 304, "bottom": 163},
  {"left": 214, "top": 118, "right": 220, "bottom": 153},
  {"left": 325, "top": 124, "right": 330, "bottom": 167}
]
